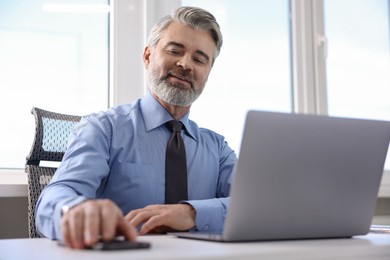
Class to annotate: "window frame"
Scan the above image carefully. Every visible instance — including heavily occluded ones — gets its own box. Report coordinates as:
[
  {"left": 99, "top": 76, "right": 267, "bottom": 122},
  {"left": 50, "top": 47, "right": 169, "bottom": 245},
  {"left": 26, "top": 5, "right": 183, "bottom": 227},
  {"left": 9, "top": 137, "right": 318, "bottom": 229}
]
[
  {"left": 290, "top": 0, "right": 328, "bottom": 115},
  {"left": 1, "top": 0, "right": 389, "bottom": 197},
  {"left": 291, "top": 0, "right": 389, "bottom": 196}
]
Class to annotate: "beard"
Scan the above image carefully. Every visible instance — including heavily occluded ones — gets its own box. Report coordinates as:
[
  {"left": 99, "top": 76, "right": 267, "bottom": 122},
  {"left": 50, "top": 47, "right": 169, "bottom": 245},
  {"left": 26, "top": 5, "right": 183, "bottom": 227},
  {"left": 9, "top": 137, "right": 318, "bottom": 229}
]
[{"left": 148, "top": 67, "right": 206, "bottom": 107}]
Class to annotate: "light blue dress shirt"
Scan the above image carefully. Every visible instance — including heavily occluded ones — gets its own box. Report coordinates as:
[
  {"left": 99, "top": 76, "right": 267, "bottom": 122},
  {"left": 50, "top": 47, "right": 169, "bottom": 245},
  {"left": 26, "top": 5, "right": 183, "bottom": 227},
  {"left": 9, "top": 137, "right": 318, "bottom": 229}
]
[{"left": 35, "top": 92, "right": 237, "bottom": 239}]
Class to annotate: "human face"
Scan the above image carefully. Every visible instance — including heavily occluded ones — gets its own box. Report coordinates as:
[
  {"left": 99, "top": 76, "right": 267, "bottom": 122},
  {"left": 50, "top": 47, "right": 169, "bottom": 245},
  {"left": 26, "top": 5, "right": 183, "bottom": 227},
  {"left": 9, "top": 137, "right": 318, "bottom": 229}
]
[{"left": 144, "top": 22, "right": 216, "bottom": 107}]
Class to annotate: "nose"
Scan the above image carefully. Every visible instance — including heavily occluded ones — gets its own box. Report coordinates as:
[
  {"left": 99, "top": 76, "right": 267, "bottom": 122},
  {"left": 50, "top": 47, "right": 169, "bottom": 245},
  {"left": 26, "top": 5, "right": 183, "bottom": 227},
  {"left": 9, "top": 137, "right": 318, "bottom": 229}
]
[{"left": 176, "top": 55, "right": 193, "bottom": 71}]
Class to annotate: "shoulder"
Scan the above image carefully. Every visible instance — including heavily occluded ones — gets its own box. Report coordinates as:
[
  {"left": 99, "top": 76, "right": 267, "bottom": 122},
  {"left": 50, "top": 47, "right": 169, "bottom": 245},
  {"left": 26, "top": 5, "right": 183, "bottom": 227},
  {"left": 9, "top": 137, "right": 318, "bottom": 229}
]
[
  {"left": 88, "top": 100, "right": 141, "bottom": 121},
  {"left": 75, "top": 99, "right": 142, "bottom": 134},
  {"left": 85, "top": 100, "right": 141, "bottom": 124},
  {"left": 191, "top": 121, "right": 237, "bottom": 161},
  {"left": 188, "top": 120, "right": 228, "bottom": 146}
]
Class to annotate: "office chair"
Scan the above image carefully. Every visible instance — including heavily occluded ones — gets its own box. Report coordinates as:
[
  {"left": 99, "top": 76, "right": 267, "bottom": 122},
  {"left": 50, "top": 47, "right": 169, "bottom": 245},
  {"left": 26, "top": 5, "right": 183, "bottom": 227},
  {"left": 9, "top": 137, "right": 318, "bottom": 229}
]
[{"left": 25, "top": 107, "right": 82, "bottom": 238}]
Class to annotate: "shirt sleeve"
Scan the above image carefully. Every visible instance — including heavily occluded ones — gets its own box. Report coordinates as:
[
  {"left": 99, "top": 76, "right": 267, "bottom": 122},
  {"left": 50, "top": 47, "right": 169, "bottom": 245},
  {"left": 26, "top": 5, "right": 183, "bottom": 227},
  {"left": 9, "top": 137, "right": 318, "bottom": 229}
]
[
  {"left": 185, "top": 197, "right": 229, "bottom": 232},
  {"left": 185, "top": 140, "right": 236, "bottom": 232},
  {"left": 35, "top": 115, "right": 112, "bottom": 240}
]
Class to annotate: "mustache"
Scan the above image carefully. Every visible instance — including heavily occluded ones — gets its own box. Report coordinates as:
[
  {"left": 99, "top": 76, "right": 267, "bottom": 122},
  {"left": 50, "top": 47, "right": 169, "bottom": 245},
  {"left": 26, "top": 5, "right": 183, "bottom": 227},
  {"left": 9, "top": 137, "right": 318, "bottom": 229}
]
[{"left": 161, "top": 69, "right": 194, "bottom": 87}]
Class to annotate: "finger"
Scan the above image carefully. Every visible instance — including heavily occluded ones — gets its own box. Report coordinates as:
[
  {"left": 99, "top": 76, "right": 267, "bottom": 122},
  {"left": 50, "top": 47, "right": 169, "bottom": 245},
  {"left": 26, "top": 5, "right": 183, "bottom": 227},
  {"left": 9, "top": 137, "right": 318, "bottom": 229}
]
[
  {"left": 124, "top": 205, "right": 160, "bottom": 222},
  {"left": 139, "top": 215, "right": 165, "bottom": 235},
  {"left": 61, "top": 217, "right": 71, "bottom": 247},
  {"left": 96, "top": 200, "right": 137, "bottom": 241},
  {"left": 129, "top": 210, "right": 157, "bottom": 229},
  {"left": 117, "top": 218, "right": 138, "bottom": 241},
  {"left": 124, "top": 208, "right": 142, "bottom": 222},
  {"left": 100, "top": 200, "right": 118, "bottom": 240},
  {"left": 83, "top": 202, "right": 101, "bottom": 246},
  {"left": 67, "top": 209, "right": 84, "bottom": 249}
]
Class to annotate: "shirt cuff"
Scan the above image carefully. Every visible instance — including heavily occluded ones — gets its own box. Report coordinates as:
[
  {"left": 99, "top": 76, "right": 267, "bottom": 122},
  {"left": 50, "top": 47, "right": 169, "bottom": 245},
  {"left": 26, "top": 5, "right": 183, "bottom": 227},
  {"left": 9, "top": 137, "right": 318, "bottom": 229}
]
[{"left": 185, "top": 198, "right": 229, "bottom": 232}]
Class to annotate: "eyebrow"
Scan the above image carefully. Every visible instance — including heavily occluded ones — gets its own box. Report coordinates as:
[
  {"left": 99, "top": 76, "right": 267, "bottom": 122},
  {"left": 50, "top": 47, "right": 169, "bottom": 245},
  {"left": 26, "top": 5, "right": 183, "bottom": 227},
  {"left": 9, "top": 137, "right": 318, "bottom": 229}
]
[{"left": 165, "top": 41, "right": 210, "bottom": 62}]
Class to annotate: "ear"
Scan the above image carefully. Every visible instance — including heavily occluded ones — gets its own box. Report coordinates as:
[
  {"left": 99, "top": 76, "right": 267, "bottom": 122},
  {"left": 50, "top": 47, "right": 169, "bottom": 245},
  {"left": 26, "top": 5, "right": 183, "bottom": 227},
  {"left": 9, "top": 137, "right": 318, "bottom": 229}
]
[{"left": 143, "top": 46, "right": 151, "bottom": 69}]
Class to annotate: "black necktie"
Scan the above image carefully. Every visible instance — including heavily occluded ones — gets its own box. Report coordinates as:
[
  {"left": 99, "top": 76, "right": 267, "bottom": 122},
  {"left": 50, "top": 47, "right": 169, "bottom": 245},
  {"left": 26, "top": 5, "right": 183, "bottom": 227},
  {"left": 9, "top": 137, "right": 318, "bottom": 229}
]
[{"left": 165, "top": 120, "right": 188, "bottom": 204}]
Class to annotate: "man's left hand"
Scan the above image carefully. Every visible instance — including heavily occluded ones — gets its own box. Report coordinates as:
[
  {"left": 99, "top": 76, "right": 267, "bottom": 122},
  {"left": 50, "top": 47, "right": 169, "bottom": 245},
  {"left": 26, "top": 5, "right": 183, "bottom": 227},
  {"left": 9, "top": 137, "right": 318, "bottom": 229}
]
[{"left": 124, "top": 204, "right": 196, "bottom": 235}]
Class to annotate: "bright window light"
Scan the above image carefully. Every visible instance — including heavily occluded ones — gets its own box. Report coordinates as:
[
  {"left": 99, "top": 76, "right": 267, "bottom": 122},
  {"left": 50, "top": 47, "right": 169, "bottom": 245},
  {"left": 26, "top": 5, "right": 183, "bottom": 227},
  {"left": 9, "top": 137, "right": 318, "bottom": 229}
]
[{"left": 42, "top": 4, "right": 110, "bottom": 13}]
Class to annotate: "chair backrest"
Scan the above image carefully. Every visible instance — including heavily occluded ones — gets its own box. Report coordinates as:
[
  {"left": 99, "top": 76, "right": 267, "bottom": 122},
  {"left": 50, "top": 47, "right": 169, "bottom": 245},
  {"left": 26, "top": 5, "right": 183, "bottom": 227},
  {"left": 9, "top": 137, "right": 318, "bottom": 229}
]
[{"left": 25, "top": 107, "right": 81, "bottom": 238}]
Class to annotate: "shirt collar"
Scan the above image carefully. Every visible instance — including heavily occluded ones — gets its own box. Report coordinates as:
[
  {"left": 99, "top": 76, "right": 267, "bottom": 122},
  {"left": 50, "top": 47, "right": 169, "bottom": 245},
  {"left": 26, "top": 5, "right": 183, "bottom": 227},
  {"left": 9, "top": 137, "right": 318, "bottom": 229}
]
[{"left": 140, "top": 92, "right": 197, "bottom": 141}]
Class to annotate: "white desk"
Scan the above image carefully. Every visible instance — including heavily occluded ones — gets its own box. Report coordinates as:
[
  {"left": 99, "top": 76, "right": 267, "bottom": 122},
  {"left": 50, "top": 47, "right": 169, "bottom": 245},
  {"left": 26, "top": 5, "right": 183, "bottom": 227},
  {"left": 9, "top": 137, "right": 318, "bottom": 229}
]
[{"left": 0, "top": 233, "right": 390, "bottom": 259}]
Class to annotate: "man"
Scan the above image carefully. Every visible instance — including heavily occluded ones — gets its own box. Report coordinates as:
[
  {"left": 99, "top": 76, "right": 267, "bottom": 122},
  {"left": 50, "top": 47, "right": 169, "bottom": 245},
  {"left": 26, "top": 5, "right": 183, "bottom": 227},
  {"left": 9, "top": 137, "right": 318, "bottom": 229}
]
[{"left": 36, "top": 6, "right": 237, "bottom": 249}]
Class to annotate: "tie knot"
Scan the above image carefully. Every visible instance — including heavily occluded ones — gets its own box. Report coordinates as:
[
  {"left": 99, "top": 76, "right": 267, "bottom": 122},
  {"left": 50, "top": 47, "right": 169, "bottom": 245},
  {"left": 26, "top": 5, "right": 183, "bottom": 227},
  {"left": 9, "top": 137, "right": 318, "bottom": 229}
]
[{"left": 166, "top": 120, "right": 183, "bottom": 133}]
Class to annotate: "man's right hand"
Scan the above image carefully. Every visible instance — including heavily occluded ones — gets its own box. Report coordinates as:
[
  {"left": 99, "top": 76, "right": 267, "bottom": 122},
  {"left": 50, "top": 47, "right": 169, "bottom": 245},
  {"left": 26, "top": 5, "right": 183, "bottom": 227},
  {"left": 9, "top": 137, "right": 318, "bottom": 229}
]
[{"left": 60, "top": 199, "right": 137, "bottom": 249}]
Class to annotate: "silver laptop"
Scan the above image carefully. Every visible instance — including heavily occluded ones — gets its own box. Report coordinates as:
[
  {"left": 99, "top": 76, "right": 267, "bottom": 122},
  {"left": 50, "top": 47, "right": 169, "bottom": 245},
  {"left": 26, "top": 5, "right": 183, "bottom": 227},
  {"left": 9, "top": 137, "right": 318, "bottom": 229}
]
[{"left": 172, "top": 110, "right": 390, "bottom": 242}]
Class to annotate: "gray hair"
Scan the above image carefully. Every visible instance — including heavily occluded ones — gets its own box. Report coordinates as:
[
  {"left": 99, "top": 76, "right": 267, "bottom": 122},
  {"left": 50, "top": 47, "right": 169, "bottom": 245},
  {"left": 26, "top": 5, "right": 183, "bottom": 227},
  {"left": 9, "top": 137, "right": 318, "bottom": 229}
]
[{"left": 148, "top": 6, "right": 223, "bottom": 63}]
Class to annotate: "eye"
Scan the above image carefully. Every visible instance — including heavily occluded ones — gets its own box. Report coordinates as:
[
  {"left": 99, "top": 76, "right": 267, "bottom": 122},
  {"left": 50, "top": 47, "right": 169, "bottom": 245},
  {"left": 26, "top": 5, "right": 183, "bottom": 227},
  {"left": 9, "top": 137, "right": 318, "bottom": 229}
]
[
  {"left": 194, "top": 57, "right": 207, "bottom": 65},
  {"left": 194, "top": 58, "right": 205, "bottom": 64},
  {"left": 167, "top": 49, "right": 181, "bottom": 56}
]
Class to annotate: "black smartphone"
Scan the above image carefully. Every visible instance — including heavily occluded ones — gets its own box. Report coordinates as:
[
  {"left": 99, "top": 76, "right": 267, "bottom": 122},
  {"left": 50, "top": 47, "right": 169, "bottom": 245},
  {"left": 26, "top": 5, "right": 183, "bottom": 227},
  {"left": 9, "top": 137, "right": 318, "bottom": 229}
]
[
  {"left": 57, "top": 239, "right": 151, "bottom": 251},
  {"left": 87, "top": 239, "right": 151, "bottom": 250}
]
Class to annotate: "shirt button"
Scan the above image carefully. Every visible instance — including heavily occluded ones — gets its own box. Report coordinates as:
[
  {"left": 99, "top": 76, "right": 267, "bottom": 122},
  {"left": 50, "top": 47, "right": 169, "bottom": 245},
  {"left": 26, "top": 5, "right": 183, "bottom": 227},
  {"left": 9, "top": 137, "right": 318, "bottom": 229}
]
[{"left": 203, "top": 225, "right": 209, "bottom": 231}]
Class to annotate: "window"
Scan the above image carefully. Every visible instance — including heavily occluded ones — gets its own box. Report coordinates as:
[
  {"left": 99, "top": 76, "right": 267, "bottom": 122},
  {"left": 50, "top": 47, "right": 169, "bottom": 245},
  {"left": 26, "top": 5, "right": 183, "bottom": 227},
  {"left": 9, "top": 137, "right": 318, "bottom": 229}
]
[
  {"left": 1, "top": 0, "right": 389, "bottom": 178},
  {"left": 181, "top": 0, "right": 292, "bottom": 154},
  {"left": 181, "top": 0, "right": 389, "bottom": 170},
  {"left": 0, "top": 0, "right": 109, "bottom": 168},
  {"left": 324, "top": 0, "right": 390, "bottom": 169},
  {"left": 325, "top": 0, "right": 390, "bottom": 121}
]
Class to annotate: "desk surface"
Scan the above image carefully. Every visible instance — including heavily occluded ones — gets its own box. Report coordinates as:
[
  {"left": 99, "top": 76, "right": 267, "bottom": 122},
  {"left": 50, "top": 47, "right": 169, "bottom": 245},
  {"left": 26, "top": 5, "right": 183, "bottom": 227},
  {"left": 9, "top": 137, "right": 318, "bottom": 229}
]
[{"left": 1, "top": 233, "right": 390, "bottom": 260}]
